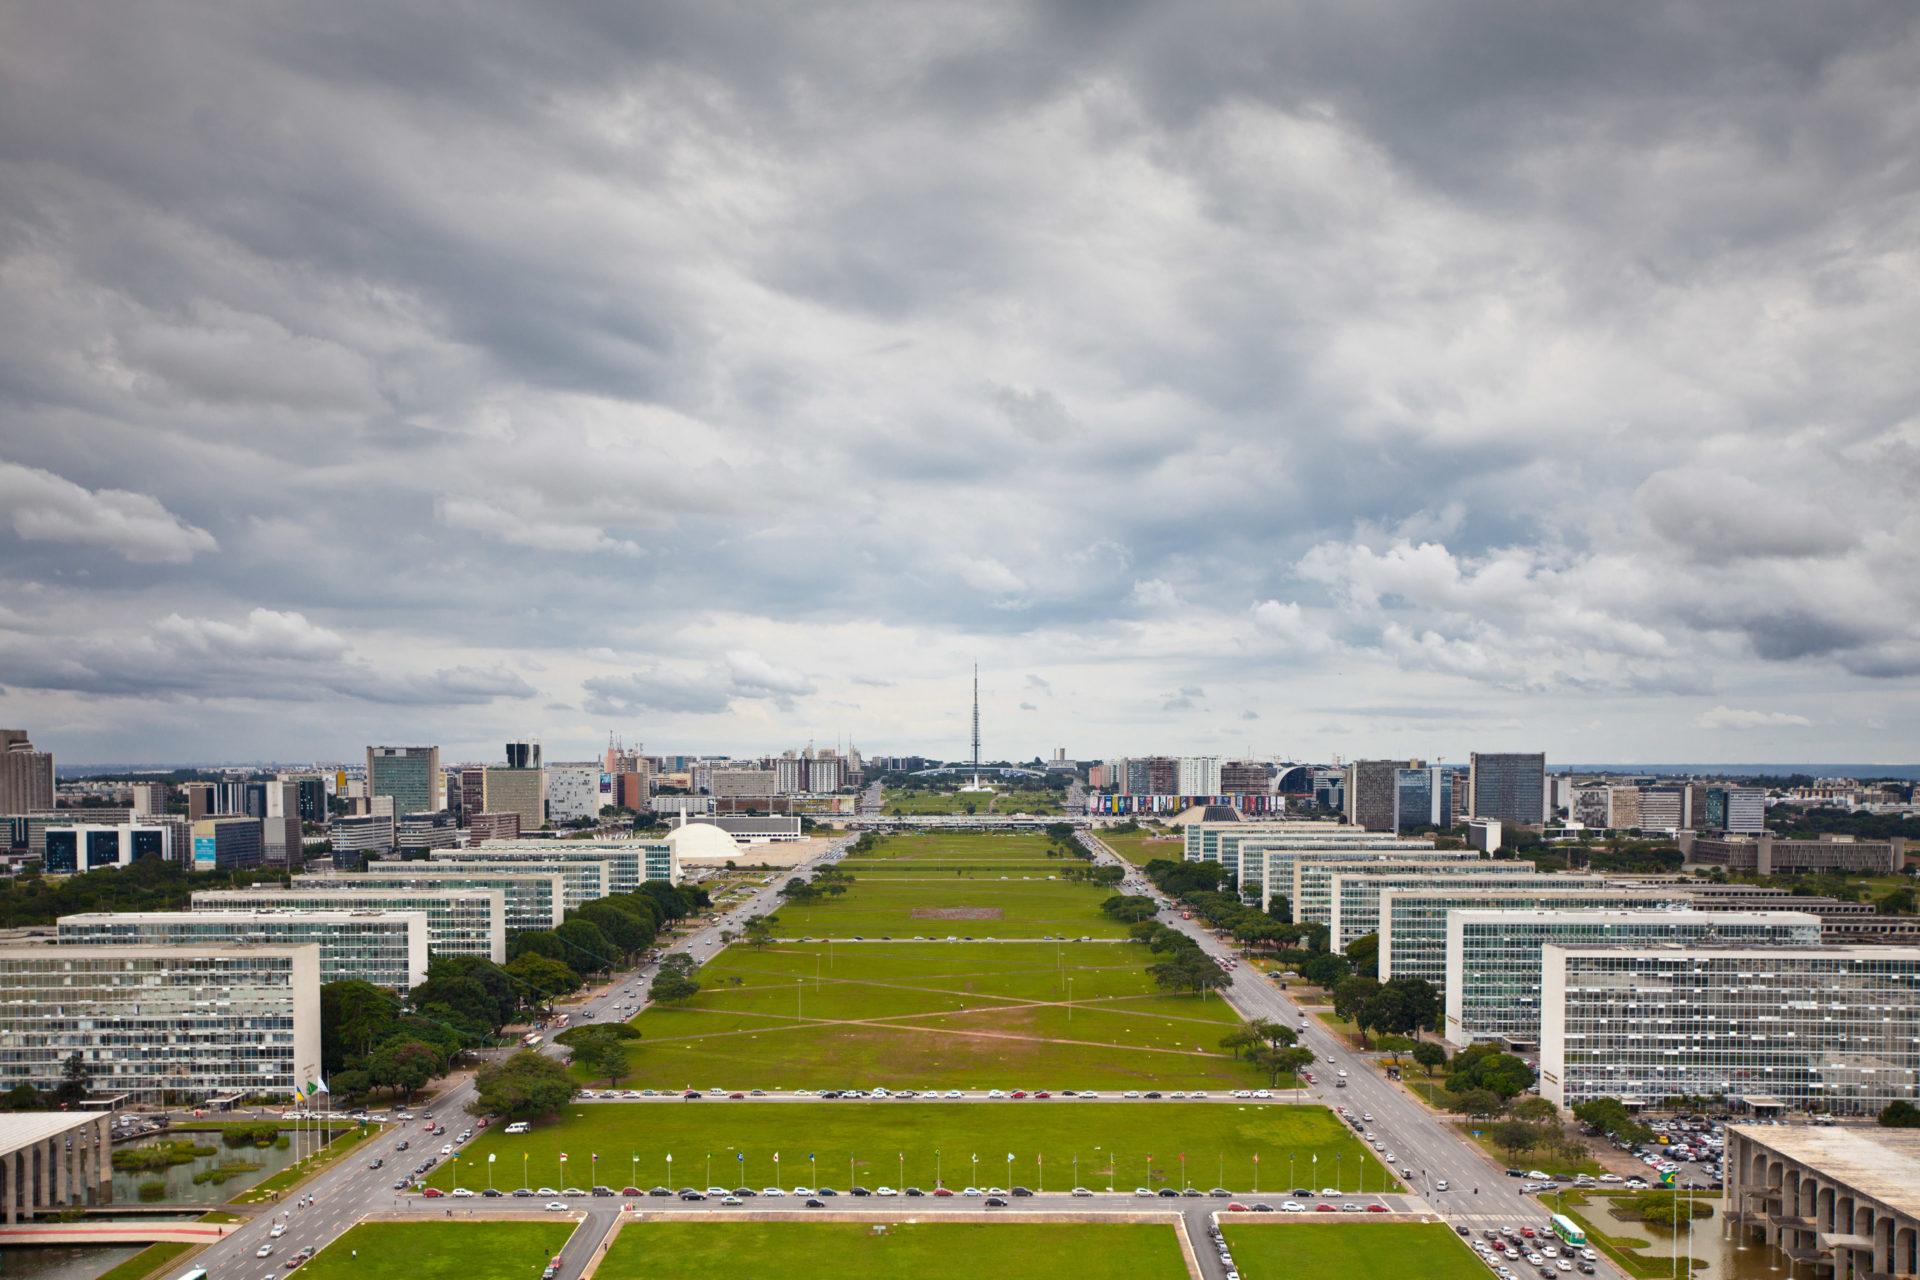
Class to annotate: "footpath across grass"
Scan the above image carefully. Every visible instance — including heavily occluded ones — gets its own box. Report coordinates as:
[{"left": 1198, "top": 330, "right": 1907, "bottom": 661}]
[
  {"left": 298, "top": 1221, "right": 577, "bottom": 1280},
  {"left": 428, "top": 1102, "right": 1395, "bottom": 1195},
  {"left": 618, "top": 941, "right": 1264, "bottom": 1089},
  {"left": 597, "top": 1221, "right": 1184, "bottom": 1280},
  {"left": 1221, "top": 1221, "right": 1487, "bottom": 1280}
]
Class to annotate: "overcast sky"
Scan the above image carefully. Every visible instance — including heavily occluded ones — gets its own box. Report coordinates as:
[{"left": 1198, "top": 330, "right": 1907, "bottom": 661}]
[{"left": 2, "top": 2, "right": 1917, "bottom": 767}]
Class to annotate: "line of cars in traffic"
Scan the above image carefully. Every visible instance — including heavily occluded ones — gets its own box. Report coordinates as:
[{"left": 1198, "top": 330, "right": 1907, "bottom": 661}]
[{"left": 1472, "top": 1226, "right": 1598, "bottom": 1278}]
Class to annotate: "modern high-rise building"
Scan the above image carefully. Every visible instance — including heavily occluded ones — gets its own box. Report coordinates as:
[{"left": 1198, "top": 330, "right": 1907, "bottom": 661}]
[
  {"left": 1294, "top": 857, "right": 1531, "bottom": 933},
  {"left": 483, "top": 764, "right": 545, "bottom": 834},
  {"left": 544, "top": 761, "right": 603, "bottom": 823},
  {"left": 366, "top": 746, "right": 442, "bottom": 820},
  {"left": 1323, "top": 866, "right": 1583, "bottom": 949},
  {"left": 396, "top": 810, "right": 457, "bottom": 853},
  {"left": 330, "top": 813, "right": 396, "bottom": 859},
  {"left": 0, "top": 944, "right": 322, "bottom": 1105},
  {"left": 505, "top": 741, "right": 541, "bottom": 770},
  {"left": 436, "top": 840, "right": 678, "bottom": 892},
  {"left": 189, "top": 816, "right": 264, "bottom": 871},
  {"left": 1726, "top": 786, "right": 1767, "bottom": 834},
  {"left": 1177, "top": 757, "right": 1223, "bottom": 795},
  {"left": 1467, "top": 752, "right": 1546, "bottom": 825},
  {"left": 1540, "top": 944, "right": 1920, "bottom": 1115},
  {"left": 43, "top": 824, "right": 173, "bottom": 873},
  {"left": 389, "top": 858, "right": 606, "bottom": 910},
  {"left": 457, "top": 768, "right": 487, "bottom": 824},
  {"left": 1444, "top": 909, "right": 1824, "bottom": 1048},
  {"left": 1393, "top": 766, "right": 1453, "bottom": 832},
  {"left": 1240, "top": 836, "right": 1450, "bottom": 913},
  {"left": 57, "top": 909, "right": 431, "bottom": 993},
  {"left": 1344, "top": 760, "right": 1405, "bottom": 832},
  {"left": 130, "top": 781, "right": 171, "bottom": 817},
  {"left": 0, "top": 731, "right": 54, "bottom": 816},
  {"left": 194, "top": 887, "right": 506, "bottom": 961}
]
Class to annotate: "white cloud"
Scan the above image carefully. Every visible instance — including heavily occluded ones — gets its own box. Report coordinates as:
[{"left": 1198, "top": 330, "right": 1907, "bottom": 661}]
[
  {"left": 0, "top": 460, "right": 216, "bottom": 564},
  {"left": 1694, "top": 705, "right": 1813, "bottom": 731},
  {"left": 1251, "top": 600, "right": 1335, "bottom": 654}
]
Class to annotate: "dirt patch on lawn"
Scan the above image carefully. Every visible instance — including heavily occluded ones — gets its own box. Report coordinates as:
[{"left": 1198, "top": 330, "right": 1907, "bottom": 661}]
[{"left": 911, "top": 907, "right": 1004, "bottom": 920}]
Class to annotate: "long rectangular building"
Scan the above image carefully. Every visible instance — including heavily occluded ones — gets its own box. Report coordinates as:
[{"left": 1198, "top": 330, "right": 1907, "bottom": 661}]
[
  {"left": 1540, "top": 944, "right": 1920, "bottom": 1115},
  {"left": 1297, "top": 858, "right": 1533, "bottom": 933},
  {"left": 193, "top": 887, "right": 506, "bottom": 962},
  {"left": 1379, "top": 885, "right": 1687, "bottom": 985},
  {"left": 304, "top": 869, "right": 564, "bottom": 934},
  {"left": 1182, "top": 821, "right": 1342, "bottom": 882},
  {"left": 1241, "top": 837, "right": 1448, "bottom": 912},
  {"left": 1445, "top": 909, "right": 1824, "bottom": 1049},
  {"left": 57, "top": 909, "right": 431, "bottom": 993},
  {"left": 383, "top": 858, "right": 605, "bottom": 909},
  {"left": 0, "top": 944, "right": 322, "bottom": 1106},
  {"left": 434, "top": 841, "right": 677, "bottom": 892},
  {"left": 1326, "top": 866, "right": 1574, "bottom": 948}
]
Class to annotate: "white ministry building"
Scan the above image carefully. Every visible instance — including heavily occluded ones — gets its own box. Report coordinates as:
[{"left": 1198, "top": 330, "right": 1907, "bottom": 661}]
[
  {"left": 1540, "top": 944, "right": 1920, "bottom": 1116},
  {"left": 303, "top": 869, "right": 565, "bottom": 935},
  {"left": 1378, "top": 886, "right": 1687, "bottom": 986},
  {"left": 1242, "top": 839, "right": 1451, "bottom": 912},
  {"left": 56, "top": 909, "right": 431, "bottom": 993},
  {"left": 1445, "top": 909, "right": 1823, "bottom": 1049},
  {"left": 194, "top": 887, "right": 506, "bottom": 961},
  {"left": 1296, "top": 859, "right": 1536, "bottom": 931},
  {"left": 0, "top": 944, "right": 322, "bottom": 1105}
]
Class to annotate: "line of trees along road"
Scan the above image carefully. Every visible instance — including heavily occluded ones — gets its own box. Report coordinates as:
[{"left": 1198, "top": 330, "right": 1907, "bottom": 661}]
[{"left": 319, "top": 880, "right": 709, "bottom": 1105}]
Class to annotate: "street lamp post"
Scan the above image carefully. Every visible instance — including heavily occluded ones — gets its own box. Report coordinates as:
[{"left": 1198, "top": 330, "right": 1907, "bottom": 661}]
[{"left": 936, "top": 1150, "right": 942, "bottom": 1189}]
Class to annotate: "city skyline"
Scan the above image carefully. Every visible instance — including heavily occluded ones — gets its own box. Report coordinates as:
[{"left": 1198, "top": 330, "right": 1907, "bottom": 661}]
[{"left": 2, "top": 5, "right": 1918, "bottom": 765}]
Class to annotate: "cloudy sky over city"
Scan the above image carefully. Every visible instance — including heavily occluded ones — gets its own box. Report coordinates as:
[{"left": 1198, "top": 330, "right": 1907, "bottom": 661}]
[{"left": 2, "top": 2, "right": 1917, "bottom": 766}]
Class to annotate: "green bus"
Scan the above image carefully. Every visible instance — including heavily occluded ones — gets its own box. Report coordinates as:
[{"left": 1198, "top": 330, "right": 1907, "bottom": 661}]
[{"left": 1551, "top": 1213, "right": 1587, "bottom": 1247}]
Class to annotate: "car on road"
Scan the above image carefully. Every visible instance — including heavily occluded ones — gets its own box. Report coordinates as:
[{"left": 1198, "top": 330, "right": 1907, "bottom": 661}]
[
  {"left": 257, "top": 1245, "right": 275, "bottom": 1258},
  {"left": 1281, "top": 1201, "right": 1304, "bottom": 1212},
  {"left": 270, "top": 1225, "right": 285, "bottom": 1238},
  {"left": 985, "top": 1196, "right": 1008, "bottom": 1207}
]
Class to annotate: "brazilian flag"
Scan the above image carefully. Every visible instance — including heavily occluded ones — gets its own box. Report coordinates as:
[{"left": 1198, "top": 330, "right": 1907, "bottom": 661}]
[{"left": 1659, "top": 1170, "right": 1677, "bottom": 1187}]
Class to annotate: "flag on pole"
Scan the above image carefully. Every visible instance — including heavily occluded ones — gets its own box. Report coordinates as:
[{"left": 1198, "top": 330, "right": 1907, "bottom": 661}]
[
  {"left": 488, "top": 1154, "right": 496, "bottom": 1164},
  {"left": 1252, "top": 1154, "right": 1259, "bottom": 1164},
  {"left": 737, "top": 1153, "right": 744, "bottom": 1162},
  {"left": 560, "top": 1152, "right": 569, "bottom": 1163},
  {"left": 773, "top": 1153, "right": 780, "bottom": 1164}
]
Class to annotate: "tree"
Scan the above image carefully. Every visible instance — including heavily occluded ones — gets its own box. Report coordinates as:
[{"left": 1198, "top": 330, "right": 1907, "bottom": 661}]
[
  {"left": 1219, "top": 1027, "right": 1261, "bottom": 1060},
  {"left": 741, "top": 916, "right": 775, "bottom": 949},
  {"left": 1148, "top": 950, "right": 1230, "bottom": 997},
  {"left": 320, "top": 980, "right": 402, "bottom": 1074},
  {"left": 329, "top": 1070, "right": 371, "bottom": 1102},
  {"left": 471, "top": 1050, "right": 576, "bottom": 1120},
  {"left": 1489, "top": 1119, "right": 1542, "bottom": 1162},
  {"left": 1510, "top": 1096, "right": 1558, "bottom": 1124},
  {"left": 1127, "top": 920, "right": 1160, "bottom": 945},
  {"left": 554, "top": 918, "right": 615, "bottom": 975},
  {"left": 1344, "top": 932, "right": 1380, "bottom": 978},
  {"left": 1100, "top": 895, "right": 1158, "bottom": 924},
  {"left": 1298, "top": 952, "right": 1351, "bottom": 988},
  {"left": 0, "top": 1083, "right": 43, "bottom": 1111},
  {"left": 1332, "top": 976, "right": 1380, "bottom": 1023},
  {"left": 54, "top": 1052, "right": 92, "bottom": 1105},
  {"left": 1363, "top": 978, "right": 1441, "bottom": 1037},
  {"left": 650, "top": 953, "right": 702, "bottom": 1004},
  {"left": 1447, "top": 1043, "right": 1537, "bottom": 1099},
  {"left": 1247, "top": 1019, "right": 1298, "bottom": 1049},
  {"left": 1880, "top": 1100, "right": 1920, "bottom": 1128},
  {"left": 1411, "top": 1041, "right": 1448, "bottom": 1074},
  {"left": 1574, "top": 1097, "right": 1652, "bottom": 1144},
  {"left": 1449, "top": 1088, "right": 1506, "bottom": 1118},
  {"left": 367, "top": 1038, "right": 443, "bottom": 1100},
  {"left": 505, "top": 953, "right": 580, "bottom": 1009},
  {"left": 1250, "top": 1045, "right": 1315, "bottom": 1088},
  {"left": 563, "top": 1024, "right": 639, "bottom": 1086}
]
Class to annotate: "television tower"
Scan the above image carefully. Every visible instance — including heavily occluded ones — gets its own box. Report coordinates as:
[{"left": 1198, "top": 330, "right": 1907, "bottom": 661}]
[{"left": 971, "top": 663, "right": 981, "bottom": 788}]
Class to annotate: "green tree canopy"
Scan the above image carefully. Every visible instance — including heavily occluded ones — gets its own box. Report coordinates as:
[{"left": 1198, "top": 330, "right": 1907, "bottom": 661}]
[{"left": 470, "top": 1050, "right": 576, "bottom": 1120}]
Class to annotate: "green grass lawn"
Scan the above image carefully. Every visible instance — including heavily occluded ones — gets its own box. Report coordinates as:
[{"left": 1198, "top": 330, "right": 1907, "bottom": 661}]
[
  {"left": 597, "top": 1222, "right": 1182, "bottom": 1280},
  {"left": 880, "top": 791, "right": 1066, "bottom": 816},
  {"left": 297, "top": 1222, "right": 577, "bottom": 1280},
  {"left": 769, "top": 877, "right": 1126, "bottom": 939},
  {"left": 1098, "top": 830, "right": 1184, "bottom": 866},
  {"left": 616, "top": 941, "right": 1268, "bottom": 1089},
  {"left": 1221, "top": 1221, "right": 1487, "bottom": 1280},
  {"left": 429, "top": 1102, "right": 1392, "bottom": 1194}
]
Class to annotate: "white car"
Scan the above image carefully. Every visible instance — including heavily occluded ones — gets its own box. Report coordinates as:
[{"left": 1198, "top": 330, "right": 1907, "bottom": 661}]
[
  {"left": 1281, "top": 1201, "right": 1305, "bottom": 1212},
  {"left": 256, "top": 1246, "right": 275, "bottom": 1259},
  {"left": 760, "top": 1188, "right": 784, "bottom": 1197},
  {"left": 1133, "top": 1187, "right": 1154, "bottom": 1197},
  {"left": 876, "top": 1187, "right": 898, "bottom": 1197},
  {"left": 269, "top": 1225, "right": 285, "bottom": 1238},
  {"left": 545, "top": 1201, "right": 569, "bottom": 1211},
  {"left": 450, "top": 1188, "right": 475, "bottom": 1197}
]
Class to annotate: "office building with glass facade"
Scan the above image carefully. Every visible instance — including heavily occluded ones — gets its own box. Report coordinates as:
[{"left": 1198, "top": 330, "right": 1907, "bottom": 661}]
[
  {"left": 193, "top": 887, "right": 505, "bottom": 961},
  {"left": 1394, "top": 766, "right": 1454, "bottom": 832},
  {"left": 366, "top": 745, "right": 442, "bottom": 820},
  {"left": 1467, "top": 752, "right": 1546, "bottom": 825},
  {"left": 0, "top": 944, "right": 322, "bottom": 1105},
  {"left": 1182, "top": 821, "right": 1332, "bottom": 882},
  {"left": 1296, "top": 857, "right": 1527, "bottom": 932},
  {"left": 1327, "top": 867, "right": 1602, "bottom": 948},
  {"left": 434, "top": 840, "right": 677, "bottom": 892},
  {"left": 1446, "top": 909, "right": 1823, "bottom": 1048},
  {"left": 1237, "top": 835, "right": 1443, "bottom": 911},
  {"left": 1379, "top": 885, "right": 1686, "bottom": 985},
  {"left": 385, "top": 858, "right": 605, "bottom": 910},
  {"left": 57, "top": 909, "right": 431, "bottom": 993},
  {"left": 306, "top": 869, "right": 563, "bottom": 934},
  {"left": 1540, "top": 944, "right": 1920, "bottom": 1115},
  {"left": 43, "top": 824, "right": 173, "bottom": 873}
]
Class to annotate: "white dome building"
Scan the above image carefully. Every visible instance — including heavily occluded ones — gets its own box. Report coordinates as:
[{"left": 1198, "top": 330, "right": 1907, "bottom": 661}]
[{"left": 663, "top": 821, "right": 743, "bottom": 863}]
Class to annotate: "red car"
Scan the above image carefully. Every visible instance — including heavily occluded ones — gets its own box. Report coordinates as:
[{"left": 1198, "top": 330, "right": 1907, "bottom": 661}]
[
  {"left": 621, "top": 1187, "right": 642, "bottom": 1196},
  {"left": 729, "top": 1093, "right": 745, "bottom": 1100},
  {"left": 421, "top": 1187, "right": 444, "bottom": 1198},
  {"left": 1365, "top": 1204, "right": 1389, "bottom": 1213},
  {"left": 932, "top": 1188, "right": 955, "bottom": 1197},
  {"left": 1315, "top": 1204, "right": 1336, "bottom": 1212},
  {"left": 1225, "top": 1203, "right": 1249, "bottom": 1212},
  {"left": 1034, "top": 1091, "right": 1051, "bottom": 1099},
  {"left": 1011, "top": 1091, "right": 1027, "bottom": 1099}
]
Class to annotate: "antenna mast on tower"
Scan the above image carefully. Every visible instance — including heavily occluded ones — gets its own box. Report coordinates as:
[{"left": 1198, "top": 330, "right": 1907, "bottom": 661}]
[{"left": 971, "top": 664, "right": 981, "bottom": 788}]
